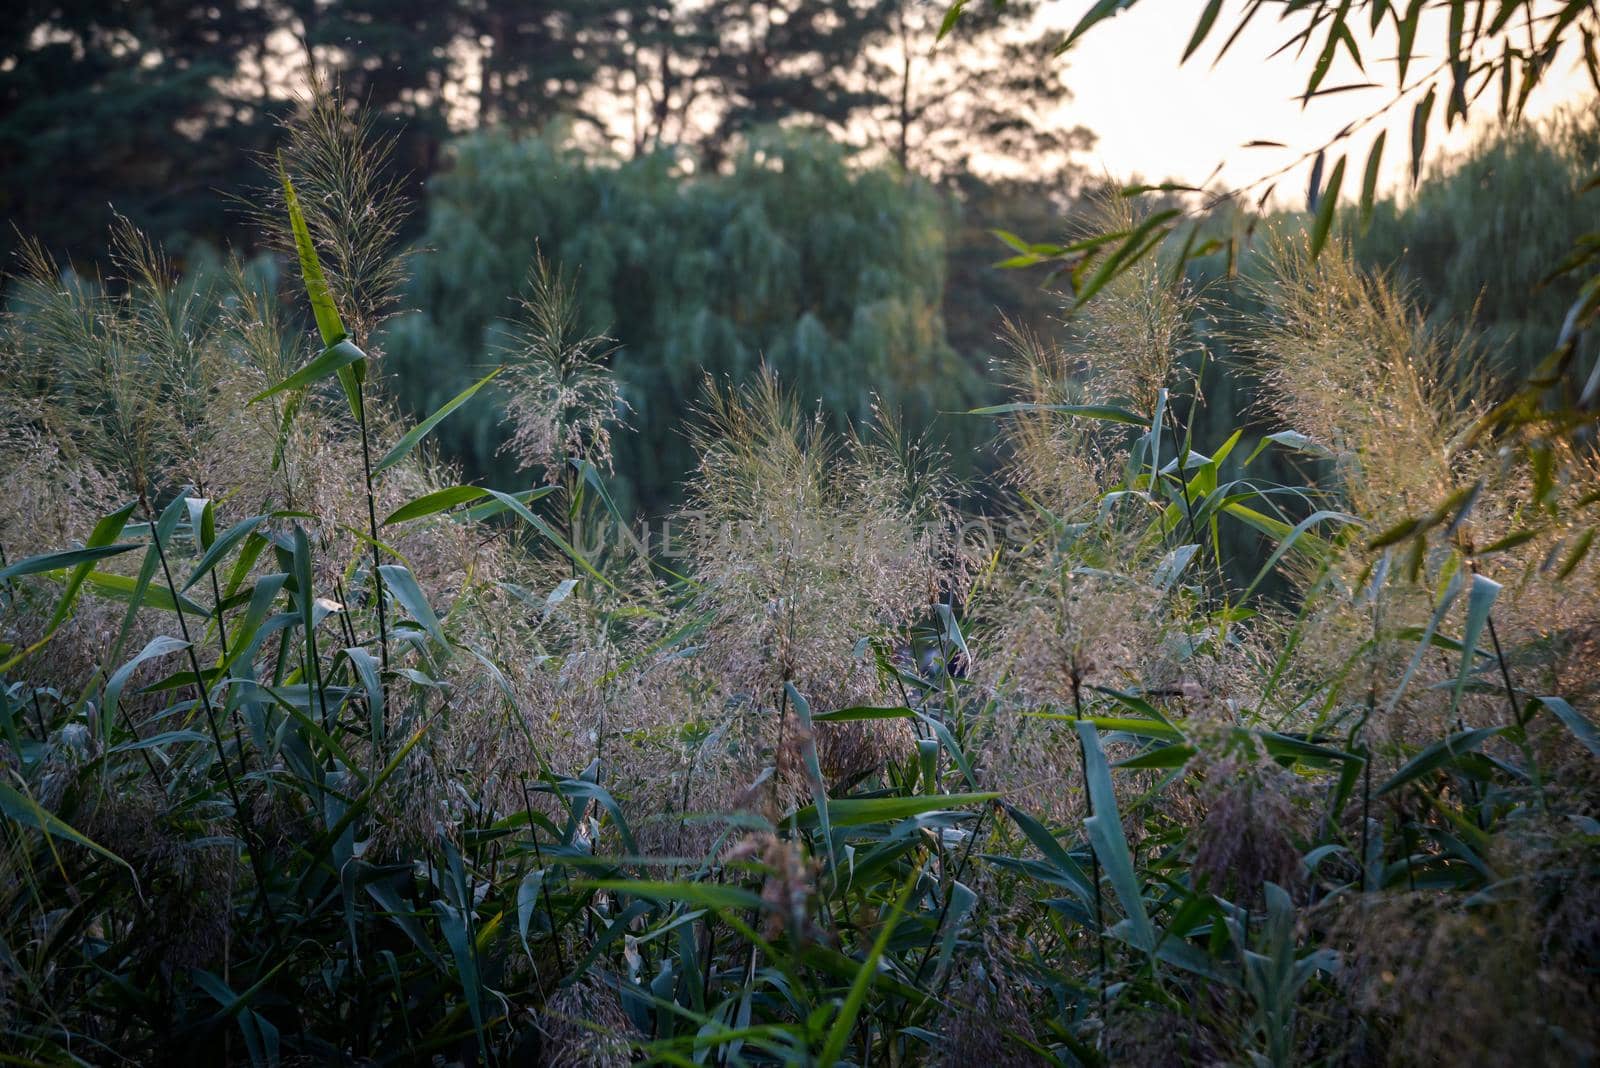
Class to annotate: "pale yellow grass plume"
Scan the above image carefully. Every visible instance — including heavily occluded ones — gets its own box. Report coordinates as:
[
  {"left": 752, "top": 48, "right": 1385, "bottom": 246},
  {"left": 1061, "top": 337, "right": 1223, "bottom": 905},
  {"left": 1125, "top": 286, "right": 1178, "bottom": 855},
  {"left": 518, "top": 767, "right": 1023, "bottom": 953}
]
[
  {"left": 538, "top": 973, "right": 636, "bottom": 1067},
  {"left": 990, "top": 315, "right": 1109, "bottom": 511},
  {"left": 253, "top": 79, "right": 410, "bottom": 348},
  {"left": 1477, "top": 443, "right": 1600, "bottom": 718},
  {"left": 0, "top": 427, "right": 143, "bottom": 698},
  {"left": 1188, "top": 748, "right": 1308, "bottom": 905},
  {"left": 201, "top": 259, "right": 315, "bottom": 508},
  {"left": 1068, "top": 192, "right": 1198, "bottom": 415},
  {"left": 3, "top": 235, "right": 186, "bottom": 495},
  {"left": 1332, "top": 855, "right": 1599, "bottom": 1066},
  {"left": 973, "top": 214, "right": 1200, "bottom": 819},
  {"left": 676, "top": 370, "right": 959, "bottom": 809},
  {"left": 973, "top": 519, "right": 1168, "bottom": 823},
  {"left": 499, "top": 254, "right": 625, "bottom": 485},
  {"left": 1246, "top": 236, "right": 1600, "bottom": 767},
  {"left": 1247, "top": 232, "right": 1485, "bottom": 534},
  {"left": 936, "top": 930, "right": 1044, "bottom": 1068}
]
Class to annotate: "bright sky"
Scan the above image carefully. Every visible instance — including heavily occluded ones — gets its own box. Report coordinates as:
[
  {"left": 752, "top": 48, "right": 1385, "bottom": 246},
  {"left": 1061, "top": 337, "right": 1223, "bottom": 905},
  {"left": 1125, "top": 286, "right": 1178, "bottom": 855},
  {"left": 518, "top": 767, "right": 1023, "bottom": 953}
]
[{"left": 1049, "top": 0, "right": 1597, "bottom": 203}]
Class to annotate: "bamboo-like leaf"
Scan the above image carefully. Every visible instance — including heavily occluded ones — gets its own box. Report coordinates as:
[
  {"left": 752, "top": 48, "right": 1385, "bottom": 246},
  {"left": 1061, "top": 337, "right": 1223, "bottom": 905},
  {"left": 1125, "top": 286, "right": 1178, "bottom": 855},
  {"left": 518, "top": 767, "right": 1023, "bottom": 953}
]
[
  {"left": 1076, "top": 722, "right": 1155, "bottom": 949},
  {"left": 1153, "top": 543, "right": 1199, "bottom": 591},
  {"left": 1305, "top": 14, "right": 1346, "bottom": 100},
  {"left": 790, "top": 792, "right": 997, "bottom": 830},
  {"left": 967, "top": 401, "right": 1147, "bottom": 425},
  {"left": 1306, "top": 151, "right": 1325, "bottom": 213},
  {"left": 0, "top": 543, "right": 140, "bottom": 583},
  {"left": 53, "top": 568, "right": 212, "bottom": 617},
  {"left": 458, "top": 485, "right": 558, "bottom": 523},
  {"left": 183, "top": 514, "right": 269, "bottom": 592},
  {"left": 191, "top": 969, "right": 274, "bottom": 1065},
  {"left": 1368, "top": 515, "right": 1422, "bottom": 550},
  {"left": 1396, "top": 0, "right": 1424, "bottom": 83},
  {"left": 918, "top": 712, "right": 978, "bottom": 790},
  {"left": 47, "top": 502, "right": 138, "bottom": 629},
  {"left": 249, "top": 337, "right": 367, "bottom": 405},
  {"left": 108, "top": 499, "right": 183, "bottom": 667},
  {"left": 1242, "top": 430, "right": 1332, "bottom": 466},
  {"left": 1557, "top": 528, "right": 1595, "bottom": 579},
  {"left": 1241, "top": 509, "right": 1359, "bottom": 601},
  {"left": 1028, "top": 713, "right": 1184, "bottom": 742},
  {"left": 103, "top": 635, "right": 189, "bottom": 739},
  {"left": 1479, "top": 527, "right": 1542, "bottom": 554},
  {"left": 1451, "top": 573, "right": 1501, "bottom": 715},
  {"left": 582, "top": 879, "right": 763, "bottom": 911},
  {"left": 372, "top": 368, "right": 501, "bottom": 476},
  {"left": 1411, "top": 85, "right": 1437, "bottom": 186},
  {"left": 1310, "top": 155, "right": 1346, "bottom": 257},
  {"left": 1530, "top": 695, "right": 1600, "bottom": 757},
  {"left": 344, "top": 645, "right": 384, "bottom": 747},
  {"left": 1359, "top": 130, "right": 1386, "bottom": 231},
  {"left": 1216, "top": 0, "right": 1265, "bottom": 64},
  {"left": 1253, "top": 730, "right": 1361, "bottom": 768},
  {"left": 786, "top": 682, "right": 834, "bottom": 872},
  {"left": 817, "top": 863, "right": 921, "bottom": 1067},
  {"left": 1387, "top": 571, "right": 1465, "bottom": 715},
  {"left": 1116, "top": 744, "right": 1196, "bottom": 770},
  {"left": 1002, "top": 802, "right": 1094, "bottom": 903},
  {"left": 935, "top": 879, "right": 978, "bottom": 979},
  {"left": 1378, "top": 726, "right": 1506, "bottom": 794},
  {"left": 482, "top": 488, "right": 614, "bottom": 590},
  {"left": 106, "top": 730, "right": 210, "bottom": 755},
  {"left": 516, "top": 869, "right": 546, "bottom": 959},
  {"left": 1183, "top": 0, "right": 1225, "bottom": 61},
  {"left": 1057, "top": 0, "right": 1139, "bottom": 54},
  {"left": 364, "top": 880, "right": 448, "bottom": 972},
  {"left": 1072, "top": 209, "right": 1182, "bottom": 307},
  {"left": 937, "top": 0, "right": 970, "bottom": 41},
  {"left": 435, "top": 899, "right": 485, "bottom": 1043},
  {"left": 278, "top": 156, "right": 367, "bottom": 421},
  {"left": 813, "top": 705, "right": 914, "bottom": 722},
  {"left": 538, "top": 776, "right": 639, "bottom": 856},
  {"left": 279, "top": 155, "right": 346, "bottom": 346},
  {"left": 382, "top": 486, "right": 491, "bottom": 526},
  {"left": 378, "top": 564, "right": 447, "bottom": 651},
  {"left": 269, "top": 386, "right": 303, "bottom": 473},
  {"left": 0, "top": 781, "right": 136, "bottom": 880}
]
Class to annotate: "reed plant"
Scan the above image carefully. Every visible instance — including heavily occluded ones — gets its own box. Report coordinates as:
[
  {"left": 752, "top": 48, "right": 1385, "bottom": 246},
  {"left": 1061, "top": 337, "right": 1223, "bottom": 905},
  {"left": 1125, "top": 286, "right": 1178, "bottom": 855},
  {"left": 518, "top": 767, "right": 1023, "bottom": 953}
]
[{"left": 0, "top": 89, "right": 1596, "bottom": 1066}]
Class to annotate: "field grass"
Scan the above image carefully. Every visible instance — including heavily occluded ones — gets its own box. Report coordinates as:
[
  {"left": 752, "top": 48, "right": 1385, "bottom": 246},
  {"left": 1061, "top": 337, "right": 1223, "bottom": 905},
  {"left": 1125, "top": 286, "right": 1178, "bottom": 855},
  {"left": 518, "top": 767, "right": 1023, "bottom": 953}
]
[{"left": 1, "top": 95, "right": 1597, "bottom": 1066}]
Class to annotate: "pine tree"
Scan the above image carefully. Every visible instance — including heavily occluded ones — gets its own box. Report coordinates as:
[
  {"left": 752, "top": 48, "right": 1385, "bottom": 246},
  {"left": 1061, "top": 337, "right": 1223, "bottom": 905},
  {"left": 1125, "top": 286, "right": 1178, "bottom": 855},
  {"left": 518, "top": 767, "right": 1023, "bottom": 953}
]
[{"left": 0, "top": 1, "right": 283, "bottom": 263}]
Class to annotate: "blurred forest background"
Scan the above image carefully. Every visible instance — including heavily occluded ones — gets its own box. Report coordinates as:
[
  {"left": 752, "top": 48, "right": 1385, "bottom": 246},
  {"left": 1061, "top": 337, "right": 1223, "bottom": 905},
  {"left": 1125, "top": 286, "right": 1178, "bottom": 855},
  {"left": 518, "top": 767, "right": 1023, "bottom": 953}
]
[{"left": 4, "top": 0, "right": 1597, "bottom": 514}]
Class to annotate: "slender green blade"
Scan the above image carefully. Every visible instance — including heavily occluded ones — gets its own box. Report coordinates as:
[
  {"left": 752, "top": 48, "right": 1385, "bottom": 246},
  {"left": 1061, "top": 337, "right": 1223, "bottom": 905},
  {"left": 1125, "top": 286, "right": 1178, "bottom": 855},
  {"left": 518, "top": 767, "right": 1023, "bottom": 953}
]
[
  {"left": 250, "top": 338, "right": 367, "bottom": 405},
  {"left": 383, "top": 486, "right": 491, "bottom": 526},
  {"left": 279, "top": 155, "right": 346, "bottom": 346},
  {"left": 373, "top": 369, "right": 501, "bottom": 476}
]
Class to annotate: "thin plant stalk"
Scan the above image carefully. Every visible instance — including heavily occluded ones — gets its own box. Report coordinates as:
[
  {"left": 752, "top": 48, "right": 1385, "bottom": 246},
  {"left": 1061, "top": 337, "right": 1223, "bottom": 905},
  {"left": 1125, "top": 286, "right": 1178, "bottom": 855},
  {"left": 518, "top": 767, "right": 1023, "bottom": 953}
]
[
  {"left": 916, "top": 804, "right": 989, "bottom": 987},
  {"left": 140, "top": 493, "right": 275, "bottom": 926},
  {"left": 1072, "top": 672, "right": 1109, "bottom": 1043},
  {"left": 519, "top": 774, "right": 566, "bottom": 975},
  {"left": 355, "top": 387, "right": 390, "bottom": 681},
  {"left": 1360, "top": 590, "right": 1381, "bottom": 894}
]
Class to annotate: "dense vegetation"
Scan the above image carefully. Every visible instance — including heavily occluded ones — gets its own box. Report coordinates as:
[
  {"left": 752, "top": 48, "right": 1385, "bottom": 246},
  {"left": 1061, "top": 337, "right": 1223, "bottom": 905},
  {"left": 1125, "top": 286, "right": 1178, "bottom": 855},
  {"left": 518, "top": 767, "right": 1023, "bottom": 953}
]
[
  {"left": 1352, "top": 107, "right": 1600, "bottom": 380},
  {"left": 376, "top": 105, "right": 1599, "bottom": 540},
  {"left": 2, "top": 77, "right": 1598, "bottom": 1065},
  {"left": 5, "top": 0, "right": 1600, "bottom": 1063},
  {"left": 385, "top": 128, "right": 979, "bottom": 514}
]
